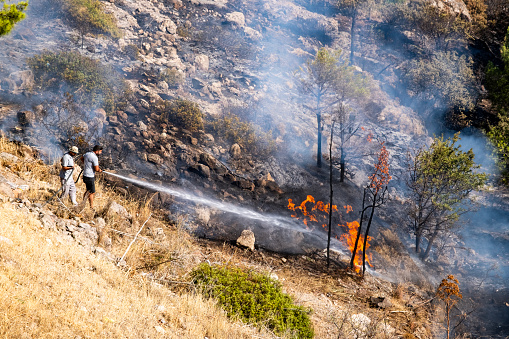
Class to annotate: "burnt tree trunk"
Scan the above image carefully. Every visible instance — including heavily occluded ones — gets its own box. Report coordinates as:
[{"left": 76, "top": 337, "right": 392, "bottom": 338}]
[
  {"left": 350, "top": 10, "right": 357, "bottom": 65},
  {"left": 415, "top": 230, "right": 422, "bottom": 254},
  {"left": 339, "top": 122, "right": 345, "bottom": 182},
  {"left": 362, "top": 196, "right": 377, "bottom": 275},
  {"left": 327, "top": 121, "right": 336, "bottom": 268},
  {"left": 422, "top": 228, "right": 440, "bottom": 260},
  {"left": 317, "top": 112, "right": 322, "bottom": 168}
]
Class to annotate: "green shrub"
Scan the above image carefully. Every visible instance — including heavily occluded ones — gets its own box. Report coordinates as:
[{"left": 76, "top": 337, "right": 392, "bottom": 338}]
[
  {"left": 123, "top": 44, "right": 140, "bottom": 60},
  {"left": 157, "top": 68, "right": 184, "bottom": 88},
  {"left": 176, "top": 26, "right": 191, "bottom": 38},
  {"left": 156, "top": 99, "right": 203, "bottom": 132},
  {"left": 207, "top": 113, "right": 276, "bottom": 156},
  {"left": 403, "top": 51, "right": 476, "bottom": 111},
  {"left": 27, "top": 50, "right": 129, "bottom": 114},
  {"left": 56, "top": 0, "right": 121, "bottom": 38},
  {"left": 191, "top": 263, "right": 314, "bottom": 338}
]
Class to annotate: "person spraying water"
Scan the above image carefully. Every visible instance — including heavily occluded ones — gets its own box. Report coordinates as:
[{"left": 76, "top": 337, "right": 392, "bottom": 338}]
[{"left": 80, "top": 145, "right": 104, "bottom": 210}]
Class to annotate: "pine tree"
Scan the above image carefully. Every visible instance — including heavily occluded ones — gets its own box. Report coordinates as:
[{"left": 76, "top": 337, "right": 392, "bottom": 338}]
[{"left": 0, "top": 0, "right": 27, "bottom": 36}]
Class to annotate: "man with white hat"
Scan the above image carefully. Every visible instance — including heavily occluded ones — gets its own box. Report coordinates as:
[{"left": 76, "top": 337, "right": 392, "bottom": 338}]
[{"left": 60, "top": 146, "right": 79, "bottom": 206}]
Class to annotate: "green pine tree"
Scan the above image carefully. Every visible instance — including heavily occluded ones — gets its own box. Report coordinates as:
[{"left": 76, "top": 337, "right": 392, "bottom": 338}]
[{"left": 0, "top": 0, "right": 27, "bottom": 36}]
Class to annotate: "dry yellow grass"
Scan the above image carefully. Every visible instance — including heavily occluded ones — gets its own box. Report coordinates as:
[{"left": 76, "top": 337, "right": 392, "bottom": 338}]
[
  {"left": 0, "top": 202, "right": 276, "bottom": 338},
  {"left": 0, "top": 137, "right": 435, "bottom": 338}
]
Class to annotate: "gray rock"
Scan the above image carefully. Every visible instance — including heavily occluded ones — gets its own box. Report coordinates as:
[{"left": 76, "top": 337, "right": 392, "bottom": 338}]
[
  {"left": 243, "top": 26, "right": 262, "bottom": 41},
  {"left": 159, "top": 19, "right": 177, "bottom": 34},
  {"left": 236, "top": 229, "right": 255, "bottom": 250},
  {"left": 108, "top": 201, "right": 132, "bottom": 220},
  {"left": 189, "top": 163, "right": 211, "bottom": 178},
  {"left": 190, "top": 0, "right": 227, "bottom": 8},
  {"left": 194, "top": 54, "right": 209, "bottom": 71},
  {"left": 192, "top": 78, "right": 206, "bottom": 89},
  {"left": 225, "top": 12, "right": 245, "bottom": 27},
  {"left": 0, "top": 152, "right": 19, "bottom": 163},
  {"left": 148, "top": 153, "right": 163, "bottom": 165},
  {"left": 229, "top": 143, "right": 241, "bottom": 158},
  {"left": 137, "top": 121, "right": 148, "bottom": 131},
  {"left": 39, "top": 213, "right": 57, "bottom": 231}
]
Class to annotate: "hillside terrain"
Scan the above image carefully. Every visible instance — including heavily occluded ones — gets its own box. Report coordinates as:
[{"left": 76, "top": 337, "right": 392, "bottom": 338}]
[{"left": 0, "top": 0, "right": 508, "bottom": 337}]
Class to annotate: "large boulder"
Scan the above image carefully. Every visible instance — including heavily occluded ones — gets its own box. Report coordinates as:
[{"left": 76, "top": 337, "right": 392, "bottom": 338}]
[
  {"left": 194, "top": 54, "right": 209, "bottom": 71},
  {"left": 230, "top": 143, "right": 241, "bottom": 158},
  {"left": 159, "top": 19, "right": 177, "bottom": 34},
  {"left": 236, "top": 230, "right": 255, "bottom": 251},
  {"left": 199, "top": 153, "right": 217, "bottom": 170},
  {"left": 225, "top": 12, "right": 245, "bottom": 27},
  {"left": 148, "top": 153, "right": 163, "bottom": 165}
]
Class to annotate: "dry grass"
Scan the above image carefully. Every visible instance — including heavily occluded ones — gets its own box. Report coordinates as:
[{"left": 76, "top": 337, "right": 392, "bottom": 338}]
[
  {"left": 0, "top": 202, "right": 276, "bottom": 338},
  {"left": 0, "top": 137, "right": 435, "bottom": 338}
]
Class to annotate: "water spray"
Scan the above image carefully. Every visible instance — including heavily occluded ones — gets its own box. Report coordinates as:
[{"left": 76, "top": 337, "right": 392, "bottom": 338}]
[{"left": 102, "top": 171, "right": 312, "bottom": 232}]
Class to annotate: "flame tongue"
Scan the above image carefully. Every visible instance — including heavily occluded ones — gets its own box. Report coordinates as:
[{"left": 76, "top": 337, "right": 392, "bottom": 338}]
[
  {"left": 288, "top": 195, "right": 372, "bottom": 273},
  {"left": 340, "top": 221, "right": 372, "bottom": 272}
]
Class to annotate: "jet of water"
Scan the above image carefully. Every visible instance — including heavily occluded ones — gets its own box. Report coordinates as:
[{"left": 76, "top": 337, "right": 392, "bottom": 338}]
[{"left": 103, "top": 171, "right": 312, "bottom": 232}]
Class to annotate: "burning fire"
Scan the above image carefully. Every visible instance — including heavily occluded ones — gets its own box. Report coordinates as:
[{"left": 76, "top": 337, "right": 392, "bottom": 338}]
[
  {"left": 288, "top": 195, "right": 337, "bottom": 228},
  {"left": 340, "top": 221, "right": 372, "bottom": 272},
  {"left": 288, "top": 195, "right": 372, "bottom": 272}
]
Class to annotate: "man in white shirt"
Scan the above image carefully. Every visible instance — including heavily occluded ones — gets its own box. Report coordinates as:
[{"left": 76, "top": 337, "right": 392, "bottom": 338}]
[
  {"left": 59, "top": 146, "right": 79, "bottom": 206},
  {"left": 80, "top": 145, "right": 103, "bottom": 209}
]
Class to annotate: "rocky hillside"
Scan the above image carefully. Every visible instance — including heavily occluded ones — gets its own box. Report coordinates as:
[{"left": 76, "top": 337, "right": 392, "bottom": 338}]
[
  {"left": 0, "top": 138, "right": 436, "bottom": 338},
  {"left": 0, "top": 0, "right": 508, "bottom": 337}
]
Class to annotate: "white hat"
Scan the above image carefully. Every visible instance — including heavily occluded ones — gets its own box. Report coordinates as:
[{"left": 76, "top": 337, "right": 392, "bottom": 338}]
[{"left": 69, "top": 146, "right": 79, "bottom": 154}]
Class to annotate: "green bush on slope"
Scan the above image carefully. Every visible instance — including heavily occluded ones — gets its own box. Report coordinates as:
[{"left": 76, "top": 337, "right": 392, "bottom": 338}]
[
  {"left": 56, "top": 0, "right": 121, "bottom": 38},
  {"left": 27, "top": 50, "right": 129, "bottom": 114},
  {"left": 191, "top": 263, "right": 314, "bottom": 338}
]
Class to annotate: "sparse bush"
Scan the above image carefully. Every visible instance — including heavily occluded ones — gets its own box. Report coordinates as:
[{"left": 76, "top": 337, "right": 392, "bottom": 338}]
[
  {"left": 176, "top": 26, "right": 191, "bottom": 38},
  {"left": 123, "top": 44, "right": 140, "bottom": 60},
  {"left": 55, "top": 0, "right": 121, "bottom": 38},
  {"left": 207, "top": 113, "right": 276, "bottom": 156},
  {"left": 191, "top": 263, "right": 314, "bottom": 339},
  {"left": 156, "top": 99, "right": 203, "bottom": 132},
  {"left": 403, "top": 51, "right": 476, "bottom": 111},
  {"left": 157, "top": 68, "right": 184, "bottom": 88},
  {"left": 27, "top": 50, "right": 129, "bottom": 114}
]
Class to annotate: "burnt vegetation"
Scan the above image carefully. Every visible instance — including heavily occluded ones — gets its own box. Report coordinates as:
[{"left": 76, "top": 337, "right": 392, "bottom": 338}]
[{"left": 1, "top": 0, "right": 509, "bottom": 337}]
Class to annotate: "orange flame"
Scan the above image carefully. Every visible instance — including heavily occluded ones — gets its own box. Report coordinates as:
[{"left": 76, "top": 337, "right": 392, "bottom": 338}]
[
  {"left": 288, "top": 195, "right": 335, "bottom": 229},
  {"left": 288, "top": 198, "right": 372, "bottom": 272},
  {"left": 339, "top": 221, "right": 372, "bottom": 273}
]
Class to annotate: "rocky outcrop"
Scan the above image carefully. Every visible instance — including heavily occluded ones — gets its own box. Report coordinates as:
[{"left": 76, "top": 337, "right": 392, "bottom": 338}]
[{"left": 428, "top": 0, "right": 471, "bottom": 20}]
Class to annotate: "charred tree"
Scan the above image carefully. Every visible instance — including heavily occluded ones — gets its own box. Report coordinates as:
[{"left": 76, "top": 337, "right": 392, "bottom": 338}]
[
  {"left": 350, "top": 142, "right": 391, "bottom": 275},
  {"left": 327, "top": 121, "right": 335, "bottom": 268}
]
